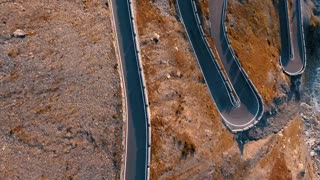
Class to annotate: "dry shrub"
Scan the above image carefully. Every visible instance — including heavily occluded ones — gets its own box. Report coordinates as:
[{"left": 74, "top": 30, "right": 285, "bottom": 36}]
[
  {"left": 173, "top": 49, "right": 186, "bottom": 68},
  {"left": 174, "top": 133, "right": 196, "bottom": 159}
]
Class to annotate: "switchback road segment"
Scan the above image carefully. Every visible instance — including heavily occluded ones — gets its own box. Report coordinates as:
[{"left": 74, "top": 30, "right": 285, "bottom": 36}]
[
  {"left": 177, "top": 0, "right": 264, "bottom": 132},
  {"left": 279, "top": 0, "right": 307, "bottom": 75}
]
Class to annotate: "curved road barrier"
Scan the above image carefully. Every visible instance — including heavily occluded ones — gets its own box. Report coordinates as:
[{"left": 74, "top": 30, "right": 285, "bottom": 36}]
[
  {"left": 177, "top": 0, "right": 264, "bottom": 132},
  {"left": 110, "top": 0, "right": 150, "bottom": 179},
  {"left": 279, "top": 0, "right": 307, "bottom": 75}
]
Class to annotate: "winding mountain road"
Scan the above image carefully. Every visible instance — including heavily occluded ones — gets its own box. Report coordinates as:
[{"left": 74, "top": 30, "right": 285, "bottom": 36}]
[
  {"left": 279, "top": 0, "right": 306, "bottom": 75},
  {"left": 177, "top": 0, "right": 264, "bottom": 132},
  {"left": 110, "top": 0, "right": 149, "bottom": 179}
]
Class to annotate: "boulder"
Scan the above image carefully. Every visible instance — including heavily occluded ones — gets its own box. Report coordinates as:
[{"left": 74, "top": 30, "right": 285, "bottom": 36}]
[{"left": 13, "top": 29, "right": 26, "bottom": 38}]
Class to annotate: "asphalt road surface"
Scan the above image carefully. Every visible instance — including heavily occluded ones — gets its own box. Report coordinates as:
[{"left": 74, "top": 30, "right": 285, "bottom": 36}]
[
  {"left": 279, "top": 0, "right": 306, "bottom": 75},
  {"left": 111, "top": 0, "right": 148, "bottom": 179}
]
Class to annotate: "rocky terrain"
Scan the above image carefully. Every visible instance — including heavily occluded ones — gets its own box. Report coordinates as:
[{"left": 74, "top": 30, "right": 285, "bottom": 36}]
[
  {"left": 1, "top": 0, "right": 320, "bottom": 179},
  {"left": 134, "top": 0, "right": 320, "bottom": 179},
  {"left": 0, "top": 0, "right": 123, "bottom": 179},
  {"left": 302, "top": 0, "right": 320, "bottom": 174}
]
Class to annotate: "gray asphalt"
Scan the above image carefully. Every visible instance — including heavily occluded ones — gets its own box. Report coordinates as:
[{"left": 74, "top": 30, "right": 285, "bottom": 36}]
[
  {"left": 177, "top": 0, "right": 264, "bottom": 132},
  {"left": 280, "top": 0, "right": 306, "bottom": 75},
  {"left": 111, "top": 0, "right": 148, "bottom": 179}
]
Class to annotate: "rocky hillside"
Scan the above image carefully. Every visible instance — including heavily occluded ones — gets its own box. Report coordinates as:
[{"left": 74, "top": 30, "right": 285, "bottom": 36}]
[
  {"left": 134, "top": 0, "right": 319, "bottom": 178},
  {"left": 302, "top": 0, "right": 320, "bottom": 175},
  {"left": 1, "top": 0, "right": 320, "bottom": 179},
  {"left": 0, "top": 1, "right": 123, "bottom": 179}
]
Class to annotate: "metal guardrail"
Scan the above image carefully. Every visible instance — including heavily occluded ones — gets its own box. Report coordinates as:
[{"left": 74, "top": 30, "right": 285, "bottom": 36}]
[
  {"left": 127, "top": 1, "right": 151, "bottom": 179},
  {"left": 284, "top": 0, "right": 294, "bottom": 59},
  {"left": 297, "top": 0, "right": 307, "bottom": 74},
  {"left": 109, "top": 1, "right": 128, "bottom": 179},
  {"left": 281, "top": 0, "right": 307, "bottom": 76},
  {"left": 193, "top": 0, "right": 264, "bottom": 130},
  {"left": 221, "top": 0, "right": 265, "bottom": 125},
  {"left": 191, "top": 0, "right": 241, "bottom": 108},
  {"left": 175, "top": 1, "right": 231, "bottom": 125},
  {"left": 111, "top": 0, "right": 151, "bottom": 179}
]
